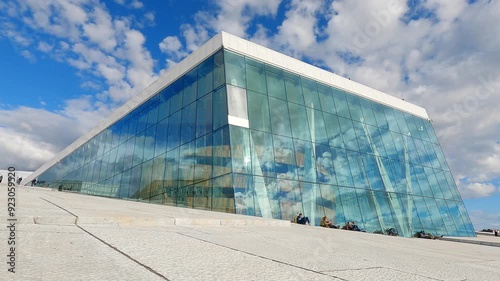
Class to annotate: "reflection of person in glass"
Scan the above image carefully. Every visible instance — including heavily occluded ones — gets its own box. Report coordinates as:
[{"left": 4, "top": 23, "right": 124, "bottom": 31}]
[{"left": 297, "top": 213, "right": 310, "bottom": 225}]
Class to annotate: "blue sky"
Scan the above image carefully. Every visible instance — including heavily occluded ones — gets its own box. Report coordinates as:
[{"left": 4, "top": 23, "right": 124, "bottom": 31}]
[{"left": 0, "top": 0, "right": 499, "bottom": 230}]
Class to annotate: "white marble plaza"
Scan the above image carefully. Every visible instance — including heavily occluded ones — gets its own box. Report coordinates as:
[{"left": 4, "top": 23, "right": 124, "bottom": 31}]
[{"left": 1, "top": 185, "right": 499, "bottom": 281}]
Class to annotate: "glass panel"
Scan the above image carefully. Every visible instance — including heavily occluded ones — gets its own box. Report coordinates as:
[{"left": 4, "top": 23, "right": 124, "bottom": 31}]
[
  {"left": 338, "top": 116, "right": 358, "bottom": 151},
  {"left": 301, "top": 77, "right": 321, "bottom": 110},
  {"left": 339, "top": 186, "right": 363, "bottom": 224},
  {"left": 198, "top": 56, "right": 214, "bottom": 98},
  {"left": 167, "top": 110, "right": 182, "bottom": 151},
  {"left": 253, "top": 176, "right": 280, "bottom": 219},
  {"left": 306, "top": 107, "right": 328, "bottom": 145},
  {"left": 123, "top": 138, "right": 135, "bottom": 170},
  {"left": 196, "top": 92, "right": 213, "bottom": 138},
  {"left": 352, "top": 121, "right": 371, "bottom": 154},
  {"left": 147, "top": 97, "right": 159, "bottom": 128},
  {"left": 225, "top": 51, "right": 246, "bottom": 88},
  {"left": 299, "top": 182, "right": 322, "bottom": 225},
  {"left": 115, "top": 142, "right": 127, "bottom": 175},
  {"left": 265, "top": 65, "right": 286, "bottom": 99},
  {"left": 373, "top": 104, "right": 389, "bottom": 130},
  {"left": 194, "top": 133, "right": 213, "bottom": 182},
  {"left": 413, "top": 195, "right": 434, "bottom": 231},
  {"left": 323, "top": 112, "right": 344, "bottom": 149},
  {"left": 132, "top": 132, "right": 145, "bottom": 167},
  {"left": 150, "top": 154, "right": 166, "bottom": 199},
  {"left": 230, "top": 126, "right": 251, "bottom": 174},
  {"left": 316, "top": 144, "right": 337, "bottom": 185},
  {"left": 193, "top": 179, "right": 212, "bottom": 210},
  {"left": 436, "top": 199, "right": 459, "bottom": 235},
  {"left": 406, "top": 113, "right": 422, "bottom": 139},
  {"left": 319, "top": 184, "right": 345, "bottom": 226},
  {"left": 331, "top": 88, "right": 350, "bottom": 119},
  {"left": 181, "top": 102, "right": 197, "bottom": 145},
  {"left": 317, "top": 83, "right": 336, "bottom": 114},
  {"left": 128, "top": 164, "right": 142, "bottom": 199},
  {"left": 268, "top": 96, "right": 292, "bottom": 137},
  {"left": 213, "top": 126, "right": 232, "bottom": 177},
  {"left": 213, "top": 87, "right": 228, "bottom": 131},
  {"left": 332, "top": 148, "right": 353, "bottom": 187},
  {"left": 288, "top": 102, "right": 311, "bottom": 141},
  {"left": 345, "top": 94, "right": 362, "bottom": 122},
  {"left": 169, "top": 78, "right": 184, "bottom": 113},
  {"left": 154, "top": 117, "right": 168, "bottom": 157},
  {"left": 249, "top": 130, "right": 276, "bottom": 178},
  {"left": 426, "top": 167, "right": 443, "bottom": 198},
  {"left": 246, "top": 57, "right": 266, "bottom": 94},
  {"left": 164, "top": 147, "right": 180, "bottom": 204},
  {"left": 234, "top": 173, "right": 255, "bottom": 216},
  {"left": 355, "top": 188, "right": 382, "bottom": 232},
  {"left": 347, "top": 151, "right": 369, "bottom": 189},
  {"left": 359, "top": 98, "right": 377, "bottom": 126},
  {"left": 227, "top": 85, "right": 248, "bottom": 120},
  {"left": 272, "top": 135, "right": 297, "bottom": 180},
  {"left": 183, "top": 67, "right": 198, "bottom": 106},
  {"left": 393, "top": 110, "right": 409, "bottom": 134},
  {"left": 425, "top": 197, "right": 446, "bottom": 235},
  {"left": 158, "top": 91, "right": 170, "bottom": 121},
  {"left": 213, "top": 49, "right": 225, "bottom": 88},
  {"left": 212, "top": 174, "right": 235, "bottom": 213},
  {"left": 138, "top": 159, "right": 154, "bottom": 200},
  {"left": 293, "top": 139, "right": 316, "bottom": 182},
  {"left": 284, "top": 72, "right": 304, "bottom": 105},
  {"left": 383, "top": 107, "right": 400, "bottom": 133},
  {"left": 278, "top": 179, "right": 302, "bottom": 221},
  {"left": 178, "top": 140, "right": 196, "bottom": 186},
  {"left": 143, "top": 125, "right": 155, "bottom": 161},
  {"left": 247, "top": 91, "right": 271, "bottom": 132},
  {"left": 118, "top": 168, "right": 132, "bottom": 198}
]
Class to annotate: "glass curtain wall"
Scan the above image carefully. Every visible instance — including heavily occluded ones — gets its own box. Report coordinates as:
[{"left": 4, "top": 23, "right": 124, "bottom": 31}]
[
  {"left": 35, "top": 48, "right": 475, "bottom": 237},
  {"left": 224, "top": 50, "right": 474, "bottom": 237}
]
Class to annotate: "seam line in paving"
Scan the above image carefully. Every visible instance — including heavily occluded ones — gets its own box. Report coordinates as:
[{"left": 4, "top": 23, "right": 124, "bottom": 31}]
[
  {"left": 76, "top": 225, "right": 171, "bottom": 281},
  {"left": 40, "top": 197, "right": 79, "bottom": 217},
  {"left": 40, "top": 197, "right": 171, "bottom": 281},
  {"left": 321, "top": 266, "right": 443, "bottom": 281},
  {"left": 176, "top": 232, "right": 346, "bottom": 281}
]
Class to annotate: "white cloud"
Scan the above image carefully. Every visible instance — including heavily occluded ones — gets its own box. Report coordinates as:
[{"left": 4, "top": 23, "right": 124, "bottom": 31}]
[
  {"left": 82, "top": 7, "right": 117, "bottom": 51},
  {"left": 37, "top": 41, "right": 53, "bottom": 52},
  {"left": 159, "top": 36, "right": 182, "bottom": 53},
  {"left": 131, "top": 0, "right": 143, "bottom": 9},
  {"left": 459, "top": 182, "right": 498, "bottom": 199},
  {"left": 144, "top": 12, "right": 155, "bottom": 23}
]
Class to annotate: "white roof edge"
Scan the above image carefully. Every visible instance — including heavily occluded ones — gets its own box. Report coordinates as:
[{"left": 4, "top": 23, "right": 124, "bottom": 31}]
[
  {"left": 220, "top": 31, "right": 429, "bottom": 120},
  {"left": 27, "top": 33, "right": 224, "bottom": 182}
]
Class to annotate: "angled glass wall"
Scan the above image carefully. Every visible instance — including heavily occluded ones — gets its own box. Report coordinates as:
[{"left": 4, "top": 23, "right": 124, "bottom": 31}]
[{"left": 34, "top": 47, "right": 475, "bottom": 237}]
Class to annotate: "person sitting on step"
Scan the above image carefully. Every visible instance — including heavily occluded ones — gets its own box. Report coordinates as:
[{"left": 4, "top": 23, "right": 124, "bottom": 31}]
[
  {"left": 296, "top": 213, "right": 310, "bottom": 225},
  {"left": 320, "top": 216, "right": 338, "bottom": 228}
]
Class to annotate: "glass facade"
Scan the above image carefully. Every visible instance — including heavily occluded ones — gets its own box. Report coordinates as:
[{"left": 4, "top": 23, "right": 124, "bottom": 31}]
[{"left": 34, "top": 48, "right": 475, "bottom": 237}]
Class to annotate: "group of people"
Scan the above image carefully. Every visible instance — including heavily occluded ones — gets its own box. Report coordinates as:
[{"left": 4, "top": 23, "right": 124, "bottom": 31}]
[
  {"left": 342, "top": 221, "right": 361, "bottom": 231},
  {"left": 415, "top": 230, "right": 442, "bottom": 239},
  {"left": 294, "top": 213, "right": 361, "bottom": 231}
]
